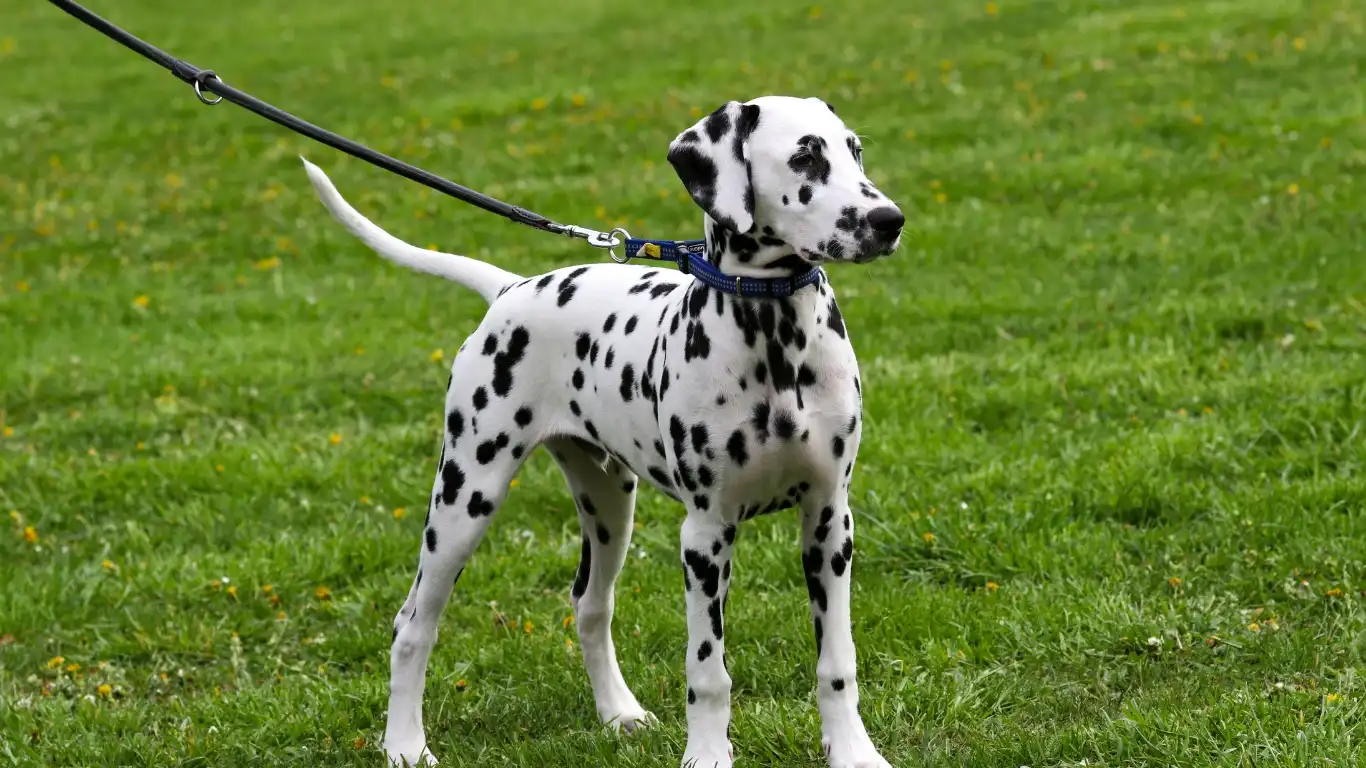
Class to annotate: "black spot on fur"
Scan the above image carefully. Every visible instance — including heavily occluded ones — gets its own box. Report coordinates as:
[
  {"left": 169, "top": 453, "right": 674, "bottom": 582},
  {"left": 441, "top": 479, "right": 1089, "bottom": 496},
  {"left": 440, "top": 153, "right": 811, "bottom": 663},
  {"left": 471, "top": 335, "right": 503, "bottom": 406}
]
[
  {"left": 826, "top": 297, "right": 846, "bottom": 338},
  {"left": 832, "top": 678, "right": 845, "bottom": 691},
  {"left": 572, "top": 369, "right": 585, "bottom": 389},
  {"left": 705, "top": 105, "right": 732, "bottom": 142},
  {"left": 624, "top": 316, "right": 638, "bottom": 335},
  {"left": 684, "top": 548, "right": 721, "bottom": 597},
  {"left": 799, "top": 185, "right": 813, "bottom": 205},
  {"left": 473, "top": 387, "right": 488, "bottom": 410},
  {"left": 815, "top": 506, "right": 834, "bottom": 543},
  {"left": 572, "top": 538, "right": 591, "bottom": 598},
  {"left": 697, "top": 465, "right": 714, "bottom": 487},
  {"left": 602, "top": 314, "right": 617, "bottom": 333},
  {"left": 726, "top": 430, "right": 748, "bottom": 466},
  {"left": 597, "top": 524, "right": 611, "bottom": 544},
  {"left": 803, "top": 545, "right": 828, "bottom": 612},
  {"left": 491, "top": 327, "right": 531, "bottom": 397},
  {"left": 619, "top": 364, "right": 635, "bottom": 402},
  {"left": 576, "top": 333, "right": 591, "bottom": 360},
  {"left": 687, "top": 688, "right": 696, "bottom": 705},
  {"left": 697, "top": 640, "right": 713, "bottom": 662},
  {"left": 476, "top": 433, "right": 510, "bottom": 464},
  {"left": 649, "top": 466, "right": 672, "bottom": 488},
  {"left": 440, "top": 461, "right": 464, "bottom": 505},
  {"left": 750, "top": 402, "right": 771, "bottom": 443},
  {"left": 514, "top": 407, "right": 533, "bottom": 427},
  {"left": 467, "top": 491, "right": 494, "bottom": 518},
  {"left": 446, "top": 410, "right": 464, "bottom": 442},
  {"left": 690, "top": 424, "right": 710, "bottom": 453},
  {"left": 535, "top": 274, "right": 555, "bottom": 292},
  {"left": 832, "top": 436, "right": 845, "bottom": 458},
  {"left": 579, "top": 494, "right": 597, "bottom": 516},
  {"left": 708, "top": 599, "right": 724, "bottom": 640},
  {"left": 425, "top": 527, "right": 437, "bottom": 552},
  {"left": 775, "top": 410, "right": 796, "bottom": 440},
  {"left": 481, "top": 333, "right": 498, "bottom": 355}
]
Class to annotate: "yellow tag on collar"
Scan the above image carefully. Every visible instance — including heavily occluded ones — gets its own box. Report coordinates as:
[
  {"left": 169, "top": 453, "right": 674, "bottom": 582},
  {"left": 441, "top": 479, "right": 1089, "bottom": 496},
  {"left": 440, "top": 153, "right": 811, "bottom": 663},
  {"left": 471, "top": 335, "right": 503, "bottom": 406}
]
[{"left": 642, "top": 242, "right": 661, "bottom": 259}]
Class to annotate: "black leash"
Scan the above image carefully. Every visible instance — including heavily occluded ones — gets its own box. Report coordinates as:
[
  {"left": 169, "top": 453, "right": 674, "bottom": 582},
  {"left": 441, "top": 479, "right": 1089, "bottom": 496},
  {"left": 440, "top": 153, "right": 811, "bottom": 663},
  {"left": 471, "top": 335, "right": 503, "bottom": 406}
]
[{"left": 46, "top": 0, "right": 620, "bottom": 252}]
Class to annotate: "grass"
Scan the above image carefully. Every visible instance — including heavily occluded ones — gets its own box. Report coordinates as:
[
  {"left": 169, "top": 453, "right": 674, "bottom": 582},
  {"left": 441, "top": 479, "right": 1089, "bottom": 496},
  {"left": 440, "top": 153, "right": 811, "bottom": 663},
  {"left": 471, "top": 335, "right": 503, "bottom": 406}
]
[{"left": 2, "top": 0, "right": 1366, "bottom": 764}]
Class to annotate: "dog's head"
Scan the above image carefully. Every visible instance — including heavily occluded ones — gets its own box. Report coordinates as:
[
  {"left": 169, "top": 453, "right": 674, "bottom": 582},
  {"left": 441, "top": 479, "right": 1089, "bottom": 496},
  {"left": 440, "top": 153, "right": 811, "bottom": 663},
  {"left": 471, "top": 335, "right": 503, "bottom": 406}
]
[{"left": 667, "top": 96, "right": 902, "bottom": 267}]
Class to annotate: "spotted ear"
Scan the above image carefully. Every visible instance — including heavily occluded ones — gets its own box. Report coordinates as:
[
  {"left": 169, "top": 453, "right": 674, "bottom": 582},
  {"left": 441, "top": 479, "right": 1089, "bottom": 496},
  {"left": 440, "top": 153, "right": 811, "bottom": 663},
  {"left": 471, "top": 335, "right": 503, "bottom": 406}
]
[{"left": 666, "top": 101, "right": 761, "bottom": 234}]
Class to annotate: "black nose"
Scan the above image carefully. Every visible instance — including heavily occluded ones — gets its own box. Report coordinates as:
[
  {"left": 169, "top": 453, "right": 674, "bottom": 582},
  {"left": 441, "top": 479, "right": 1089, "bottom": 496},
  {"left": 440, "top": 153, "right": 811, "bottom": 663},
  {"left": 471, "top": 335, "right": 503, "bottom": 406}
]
[{"left": 867, "top": 206, "right": 904, "bottom": 234}]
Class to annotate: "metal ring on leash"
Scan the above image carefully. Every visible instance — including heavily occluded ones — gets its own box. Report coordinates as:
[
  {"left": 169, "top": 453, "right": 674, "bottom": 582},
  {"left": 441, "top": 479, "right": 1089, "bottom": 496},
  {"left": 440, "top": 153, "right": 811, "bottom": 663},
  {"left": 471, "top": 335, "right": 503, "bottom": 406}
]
[
  {"left": 193, "top": 71, "right": 223, "bottom": 105},
  {"left": 607, "top": 228, "right": 632, "bottom": 263}
]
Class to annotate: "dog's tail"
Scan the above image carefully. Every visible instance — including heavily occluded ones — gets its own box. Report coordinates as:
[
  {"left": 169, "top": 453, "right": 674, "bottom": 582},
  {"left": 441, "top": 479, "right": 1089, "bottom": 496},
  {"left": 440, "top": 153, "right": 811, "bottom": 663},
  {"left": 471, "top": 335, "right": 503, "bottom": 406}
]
[{"left": 301, "top": 158, "right": 520, "bottom": 304}]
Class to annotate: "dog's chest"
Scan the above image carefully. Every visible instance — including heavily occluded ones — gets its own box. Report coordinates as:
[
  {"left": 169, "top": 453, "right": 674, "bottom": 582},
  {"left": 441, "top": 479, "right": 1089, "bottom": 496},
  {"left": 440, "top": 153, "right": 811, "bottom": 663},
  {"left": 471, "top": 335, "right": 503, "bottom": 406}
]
[{"left": 650, "top": 281, "right": 861, "bottom": 504}]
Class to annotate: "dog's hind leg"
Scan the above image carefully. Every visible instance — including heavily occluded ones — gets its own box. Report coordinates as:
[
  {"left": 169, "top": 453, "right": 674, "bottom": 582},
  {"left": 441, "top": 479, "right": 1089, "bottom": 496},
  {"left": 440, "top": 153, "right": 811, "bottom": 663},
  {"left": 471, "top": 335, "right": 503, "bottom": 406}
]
[
  {"left": 383, "top": 338, "right": 538, "bottom": 767},
  {"left": 547, "top": 438, "right": 654, "bottom": 732}
]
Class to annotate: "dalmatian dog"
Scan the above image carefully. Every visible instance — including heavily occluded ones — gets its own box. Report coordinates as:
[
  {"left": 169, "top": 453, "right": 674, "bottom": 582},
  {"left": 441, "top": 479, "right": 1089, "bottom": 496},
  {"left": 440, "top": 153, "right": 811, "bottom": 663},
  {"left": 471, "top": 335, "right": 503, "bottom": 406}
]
[{"left": 302, "top": 94, "right": 903, "bottom": 768}]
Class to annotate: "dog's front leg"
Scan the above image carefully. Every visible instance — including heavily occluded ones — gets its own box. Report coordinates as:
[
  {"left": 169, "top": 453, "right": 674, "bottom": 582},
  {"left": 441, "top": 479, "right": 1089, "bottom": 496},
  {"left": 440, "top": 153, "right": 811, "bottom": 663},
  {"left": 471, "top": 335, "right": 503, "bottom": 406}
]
[
  {"left": 800, "top": 498, "right": 890, "bottom": 768},
  {"left": 679, "top": 511, "right": 737, "bottom": 768}
]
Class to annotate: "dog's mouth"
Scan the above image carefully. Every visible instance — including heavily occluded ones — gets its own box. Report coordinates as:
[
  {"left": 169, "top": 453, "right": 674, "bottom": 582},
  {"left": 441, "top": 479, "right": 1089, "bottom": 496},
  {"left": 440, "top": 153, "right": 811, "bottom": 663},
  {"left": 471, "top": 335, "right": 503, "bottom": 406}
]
[{"left": 850, "top": 231, "right": 901, "bottom": 264}]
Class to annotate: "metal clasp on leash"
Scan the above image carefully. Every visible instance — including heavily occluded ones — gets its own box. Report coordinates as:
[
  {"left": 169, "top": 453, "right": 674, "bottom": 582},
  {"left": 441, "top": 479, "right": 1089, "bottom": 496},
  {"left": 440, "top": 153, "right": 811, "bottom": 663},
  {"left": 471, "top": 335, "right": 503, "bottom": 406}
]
[{"left": 554, "top": 225, "right": 631, "bottom": 263}]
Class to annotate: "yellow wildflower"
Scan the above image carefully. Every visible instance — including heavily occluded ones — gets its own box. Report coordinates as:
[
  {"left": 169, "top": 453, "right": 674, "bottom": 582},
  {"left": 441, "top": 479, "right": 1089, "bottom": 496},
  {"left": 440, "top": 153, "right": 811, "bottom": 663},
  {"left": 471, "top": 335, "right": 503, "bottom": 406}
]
[
  {"left": 47, "top": 656, "right": 65, "bottom": 669},
  {"left": 23, "top": 526, "right": 38, "bottom": 544},
  {"left": 1287, "top": 183, "right": 1300, "bottom": 196},
  {"left": 263, "top": 584, "right": 273, "bottom": 594},
  {"left": 524, "top": 620, "right": 534, "bottom": 634},
  {"left": 2, "top": 426, "right": 12, "bottom": 437},
  {"left": 329, "top": 433, "right": 342, "bottom": 445},
  {"left": 227, "top": 585, "right": 238, "bottom": 598},
  {"left": 315, "top": 586, "right": 332, "bottom": 601},
  {"left": 66, "top": 663, "right": 80, "bottom": 673},
  {"left": 922, "top": 532, "right": 935, "bottom": 543},
  {"left": 1326, "top": 693, "right": 1342, "bottom": 702},
  {"left": 456, "top": 679, "right": 468, "bottom": 691},
  {"left": 430, "top": 349, "right": 444, "bottom": 362},
  {"left": 133, "top": 295, "right": 150, "bottom": 309},
  {"left": 985, "top": 2, "right": 999, "bottom": 16},
  {"left": 985, "top": 581, "right": 999, "bottom": 592},
  {"left": 97, "top": 683, "right": 113, "bottom": 697},
  {"left": 102, "top": 559, "right": 116, "bottom": 571},
  {"left": 1168, "top": 577, "right": 1182, "bottom": 588},
  {"left": 392, "top": 507, "right": 407, "bottom": 520}
]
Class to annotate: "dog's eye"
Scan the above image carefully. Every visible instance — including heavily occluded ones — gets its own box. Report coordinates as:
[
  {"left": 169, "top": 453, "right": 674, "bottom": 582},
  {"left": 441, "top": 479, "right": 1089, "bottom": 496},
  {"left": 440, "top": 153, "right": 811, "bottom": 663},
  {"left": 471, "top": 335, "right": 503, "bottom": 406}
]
[{"left": 790, "top": 153, "right": 814, "bottom": 170}]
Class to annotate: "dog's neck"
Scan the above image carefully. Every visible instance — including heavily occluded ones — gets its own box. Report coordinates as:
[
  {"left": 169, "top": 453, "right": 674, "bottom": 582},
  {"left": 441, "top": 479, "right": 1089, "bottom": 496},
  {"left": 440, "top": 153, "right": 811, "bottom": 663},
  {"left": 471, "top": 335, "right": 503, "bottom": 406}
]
[{"left": 704, "top": 217, "right": 815, "bottom": 281}]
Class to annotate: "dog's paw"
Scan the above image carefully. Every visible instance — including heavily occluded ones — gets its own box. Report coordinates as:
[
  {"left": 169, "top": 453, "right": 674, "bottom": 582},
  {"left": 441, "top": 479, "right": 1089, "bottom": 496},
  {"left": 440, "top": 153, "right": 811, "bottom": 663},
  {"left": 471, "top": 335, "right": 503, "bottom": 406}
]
[
  {"left": 681, "top": 741, "right": 733, "bottom": 768},
  {"left": 823, "top": 735, "right": 891, "bottom": 768},
  {"left": 607, "top": 708, "right": 657, "bottom": 734},
  {"left": 384, "top": 744, "right": 438, "bottom": 767}
]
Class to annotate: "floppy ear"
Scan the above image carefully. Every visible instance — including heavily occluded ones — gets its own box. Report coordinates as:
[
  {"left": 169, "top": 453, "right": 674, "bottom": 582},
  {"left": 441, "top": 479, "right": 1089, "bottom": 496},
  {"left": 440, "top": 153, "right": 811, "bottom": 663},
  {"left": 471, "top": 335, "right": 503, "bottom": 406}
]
[{"left": 666, "top": 101, "right": 762, "bottom": 233}]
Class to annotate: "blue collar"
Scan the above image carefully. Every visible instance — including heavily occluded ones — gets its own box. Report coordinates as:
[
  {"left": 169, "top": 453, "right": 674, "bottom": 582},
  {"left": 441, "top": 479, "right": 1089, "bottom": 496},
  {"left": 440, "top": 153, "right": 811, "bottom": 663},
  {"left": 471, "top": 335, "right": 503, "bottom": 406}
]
[{"left": 622, "top": 238, "right": 823, "bottom": 298}]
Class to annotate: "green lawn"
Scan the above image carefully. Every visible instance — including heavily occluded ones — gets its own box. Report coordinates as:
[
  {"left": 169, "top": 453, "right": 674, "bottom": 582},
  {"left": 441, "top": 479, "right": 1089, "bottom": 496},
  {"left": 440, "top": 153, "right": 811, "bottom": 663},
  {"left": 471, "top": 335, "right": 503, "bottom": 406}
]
[{"left": 3, "top": 0, "right": 1366, "bottom": 765}]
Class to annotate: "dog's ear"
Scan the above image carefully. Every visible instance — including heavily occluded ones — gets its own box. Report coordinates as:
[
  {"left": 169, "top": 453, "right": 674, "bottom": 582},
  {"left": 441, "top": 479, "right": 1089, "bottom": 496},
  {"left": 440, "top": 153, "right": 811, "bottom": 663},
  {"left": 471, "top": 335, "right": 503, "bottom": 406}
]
[{"left": 667, "top": 101, "right": 762, "bottom": 234}]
